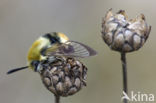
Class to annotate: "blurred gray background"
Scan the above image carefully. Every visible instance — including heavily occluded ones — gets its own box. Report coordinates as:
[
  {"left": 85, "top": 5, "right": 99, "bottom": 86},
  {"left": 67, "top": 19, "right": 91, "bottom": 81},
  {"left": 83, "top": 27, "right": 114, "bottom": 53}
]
[{"left": 0, "top": 0, "right": 156, "bottom": 103}]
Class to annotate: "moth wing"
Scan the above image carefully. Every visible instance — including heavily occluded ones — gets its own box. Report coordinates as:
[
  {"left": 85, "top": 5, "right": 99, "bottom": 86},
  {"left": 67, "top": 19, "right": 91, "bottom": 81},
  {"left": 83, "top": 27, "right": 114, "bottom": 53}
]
[{"left": 45, "top": 41, "right": 97, "bottom": 58}]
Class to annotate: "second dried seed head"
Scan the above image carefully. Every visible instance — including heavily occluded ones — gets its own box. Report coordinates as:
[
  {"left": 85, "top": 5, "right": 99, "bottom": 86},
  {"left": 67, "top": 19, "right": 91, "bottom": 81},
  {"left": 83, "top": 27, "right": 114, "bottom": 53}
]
[{"left": 101, "top": 9, "right": 151, "bottom": 52}]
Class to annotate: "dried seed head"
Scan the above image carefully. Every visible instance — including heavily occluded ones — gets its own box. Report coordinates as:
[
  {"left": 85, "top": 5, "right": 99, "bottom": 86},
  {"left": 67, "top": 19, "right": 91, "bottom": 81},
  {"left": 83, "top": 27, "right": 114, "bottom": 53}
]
[
  {"left": 101, "top": 9, "right": 151, "bottom": 52},
  {"left": 39, "top": 56, "right": 87, "bottom": 97}
]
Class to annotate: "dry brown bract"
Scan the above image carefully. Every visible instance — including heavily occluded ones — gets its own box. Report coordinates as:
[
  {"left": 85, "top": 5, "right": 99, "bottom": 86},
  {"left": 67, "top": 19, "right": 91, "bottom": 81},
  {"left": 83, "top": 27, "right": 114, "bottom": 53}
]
[
  {"left": 101, "top": 9, "right": 151, "bottom": 52},
  {"left": 39, "top": 56, "right": 87, "bottom": 97}
]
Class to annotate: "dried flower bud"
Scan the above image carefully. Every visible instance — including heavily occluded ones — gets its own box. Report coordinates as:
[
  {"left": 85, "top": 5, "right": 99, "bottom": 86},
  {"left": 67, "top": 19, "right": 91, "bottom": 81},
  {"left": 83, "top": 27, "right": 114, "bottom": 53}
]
[
  {"left": 39, "top": 56, "right": 87, "bottom": 97},
  {"left": 101, "top": 9, "right": 151, "bottom": 52}
]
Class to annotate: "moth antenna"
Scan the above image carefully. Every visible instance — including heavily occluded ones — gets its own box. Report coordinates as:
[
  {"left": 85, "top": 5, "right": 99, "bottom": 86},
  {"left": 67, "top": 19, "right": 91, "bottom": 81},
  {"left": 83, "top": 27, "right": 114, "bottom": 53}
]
[{"left": 7, "top": 66, "right": 28, "bottom": 74}]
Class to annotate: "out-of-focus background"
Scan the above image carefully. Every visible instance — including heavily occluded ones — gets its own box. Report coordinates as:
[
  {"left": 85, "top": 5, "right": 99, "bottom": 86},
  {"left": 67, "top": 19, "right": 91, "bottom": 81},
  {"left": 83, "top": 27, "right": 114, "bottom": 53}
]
[{"left": 0, "top": 0, "right": 156, "bottom": 103}]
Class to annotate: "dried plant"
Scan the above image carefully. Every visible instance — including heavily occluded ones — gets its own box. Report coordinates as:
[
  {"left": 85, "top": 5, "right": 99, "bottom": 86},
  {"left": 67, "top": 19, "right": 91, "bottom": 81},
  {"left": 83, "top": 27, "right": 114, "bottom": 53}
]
[
  {"left": 101, "top": 9, "right": 151, "bottom": 103},
  {"left": 39, "top": 56, "right": 87, "bottom": 103}
]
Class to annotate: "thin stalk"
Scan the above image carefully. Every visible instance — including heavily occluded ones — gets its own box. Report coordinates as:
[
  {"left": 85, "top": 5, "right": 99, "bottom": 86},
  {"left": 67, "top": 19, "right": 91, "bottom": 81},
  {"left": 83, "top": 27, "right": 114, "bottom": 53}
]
[
  {"left": 121, "top": 52, "right": 128, "bottom": 103},
  {"left": 55, "top": 95, "right": 60, "bottom": 103}
]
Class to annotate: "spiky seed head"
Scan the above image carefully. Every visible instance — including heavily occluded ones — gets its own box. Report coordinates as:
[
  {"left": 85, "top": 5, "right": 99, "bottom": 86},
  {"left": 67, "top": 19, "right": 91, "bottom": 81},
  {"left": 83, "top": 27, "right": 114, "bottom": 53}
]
[
  {"left": 39, "top": 56, "right": 87, "bottom": 97},
  {"left": 101, "top": 9, "right": 151, "bottom": 52}
]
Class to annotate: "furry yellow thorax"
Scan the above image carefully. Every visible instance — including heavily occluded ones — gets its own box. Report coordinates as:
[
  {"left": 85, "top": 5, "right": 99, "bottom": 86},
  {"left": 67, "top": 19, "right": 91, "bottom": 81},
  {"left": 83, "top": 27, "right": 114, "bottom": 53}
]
[{"left": 27, "top": 37, "right": 50, "bottom": 68}]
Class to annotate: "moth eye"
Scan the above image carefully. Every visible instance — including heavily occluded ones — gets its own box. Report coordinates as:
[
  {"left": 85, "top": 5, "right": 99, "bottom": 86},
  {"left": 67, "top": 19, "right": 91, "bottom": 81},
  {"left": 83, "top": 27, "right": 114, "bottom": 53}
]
[{"left": 31, "top": 60, "right": 40, "bottom": 72}]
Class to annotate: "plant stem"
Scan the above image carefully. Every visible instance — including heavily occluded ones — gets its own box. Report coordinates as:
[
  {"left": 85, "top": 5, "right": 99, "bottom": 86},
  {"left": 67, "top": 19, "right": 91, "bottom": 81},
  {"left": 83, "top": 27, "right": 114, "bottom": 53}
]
[
  {"left": 121, "top": 52, "right": 128, "bottom": 103},
  {"left": 55, "top": 95, "right": 60, "bottom": 103}
]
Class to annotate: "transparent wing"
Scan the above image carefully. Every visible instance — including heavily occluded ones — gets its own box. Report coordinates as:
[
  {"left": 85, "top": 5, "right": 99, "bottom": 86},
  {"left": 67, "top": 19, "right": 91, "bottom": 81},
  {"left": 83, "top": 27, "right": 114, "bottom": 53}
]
[{"left": 45, "top": 41, "right": 97, "bottom": 58}]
